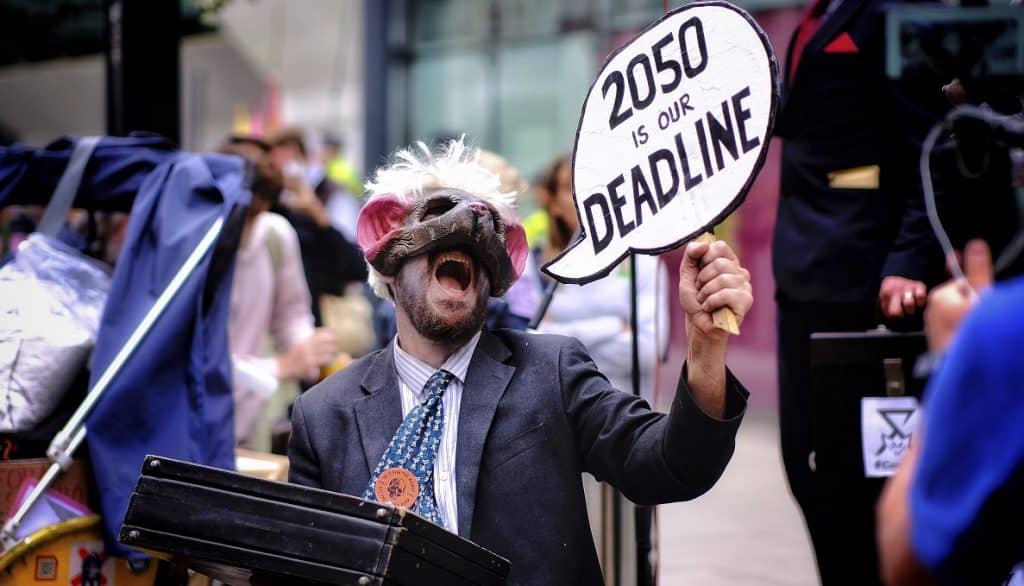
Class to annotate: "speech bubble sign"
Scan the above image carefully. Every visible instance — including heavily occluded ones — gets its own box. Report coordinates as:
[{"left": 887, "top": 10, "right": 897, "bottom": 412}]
[{"left": 543, "top": 1, "right": 779, "bottom": 284}]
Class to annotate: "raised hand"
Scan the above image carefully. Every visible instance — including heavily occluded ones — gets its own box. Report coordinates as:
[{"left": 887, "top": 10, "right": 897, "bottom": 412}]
[
  {"left": 677, "top": 238, "right": 752, "bottom": 417},
  {"left": 678, "top": 239, "right": 753, "bottom": 338}
]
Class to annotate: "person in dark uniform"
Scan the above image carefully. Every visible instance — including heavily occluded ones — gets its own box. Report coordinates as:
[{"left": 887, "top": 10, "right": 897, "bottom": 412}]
[{"left": 772, "top": 0, "right": 948, "bottom": 582}]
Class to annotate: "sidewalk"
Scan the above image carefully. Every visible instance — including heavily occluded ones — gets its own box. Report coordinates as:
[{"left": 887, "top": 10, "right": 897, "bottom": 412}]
[{"left": 656, "top": 409, "right": 819, "bottom": 585}]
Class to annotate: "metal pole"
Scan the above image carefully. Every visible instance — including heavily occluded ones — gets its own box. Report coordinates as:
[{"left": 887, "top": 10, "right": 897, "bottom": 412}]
[
  {"left": 528, "top": 278, "right": 561, "bottom": 330},
  {"left": 105, "top": 0, "right": 180, "bottom": 143},
  {"left": 363, "top": 0, "right": 390, "bottom": 175},
  {"left": 636, "top": 2, "right": 671, "bottom": 576},
  {"left": 531, "top": 229, "right": 580, "bottom": 329},
  {"left": 2, "top": 217, "right": 225, "bottom": 552},
  {"left": 631, "top": 253, "right": 654, "bottom": 586}
]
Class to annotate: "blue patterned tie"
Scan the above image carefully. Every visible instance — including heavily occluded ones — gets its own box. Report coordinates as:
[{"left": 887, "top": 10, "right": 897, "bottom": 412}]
[{"left": 363, "top": 369, "right": 453, "bottom": 526}]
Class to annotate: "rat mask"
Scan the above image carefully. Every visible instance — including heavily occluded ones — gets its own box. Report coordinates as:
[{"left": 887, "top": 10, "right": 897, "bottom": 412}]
[{"left": 357, "top": 187, "right": 528, "bottom": 298}]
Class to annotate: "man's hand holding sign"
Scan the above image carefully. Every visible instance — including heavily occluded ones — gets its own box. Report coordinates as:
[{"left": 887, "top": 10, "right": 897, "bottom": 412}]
[
  {"left": 679, "top": 236, "right": 753, "bottom": 414},
  {"left": 542, "top": 0, "right": 776, "bottom": 409}
]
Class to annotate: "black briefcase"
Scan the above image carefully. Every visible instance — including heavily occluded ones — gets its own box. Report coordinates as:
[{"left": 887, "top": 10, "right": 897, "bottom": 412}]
[
  {"left": 810, "top": 329, "right": 927, "bottom": 586},
  {"left": 120, "top": 455, "right": 510, "bottom": 585}
]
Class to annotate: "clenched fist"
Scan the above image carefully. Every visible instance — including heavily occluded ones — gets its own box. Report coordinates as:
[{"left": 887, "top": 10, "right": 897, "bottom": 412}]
[
  {"left": 677, "top": 238, "right": 752, "bottom": 417},
  {"left": 678, "top": 239, "right": 753, "bottom": 338}
]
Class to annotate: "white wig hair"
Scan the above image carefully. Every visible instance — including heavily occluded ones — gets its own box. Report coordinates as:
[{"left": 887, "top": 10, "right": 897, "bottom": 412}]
[{"left": 363, "top": 137, "right": 519, "bottom": 300}]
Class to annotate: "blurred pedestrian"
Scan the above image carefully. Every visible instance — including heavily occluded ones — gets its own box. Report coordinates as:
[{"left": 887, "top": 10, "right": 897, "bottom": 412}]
[
  {"left": 266, "top": 128, "right": 369, "bottom": 329},
  {"left": 271, "top": 127, "right": 361, "bottom": 242},
  {"left": 477, "top": 149, "right": 541, "bottom": 330},
  {"left": 533, "top": 153, "right": 668, "bottom": 397},
  {"left": 321, "top": 131, "right": 364, "bottom": 198},
  {"left": 219, "top": 142, "right": 340, "bottom": 447}
]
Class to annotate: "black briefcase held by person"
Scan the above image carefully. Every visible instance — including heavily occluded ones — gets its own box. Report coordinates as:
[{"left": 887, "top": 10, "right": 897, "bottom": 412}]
[
  {"left": 120, "top": 455, "right": 509, "bottom": 585},
  {"left": 810, "top": 329, "right": 927, "bottom": 586}
]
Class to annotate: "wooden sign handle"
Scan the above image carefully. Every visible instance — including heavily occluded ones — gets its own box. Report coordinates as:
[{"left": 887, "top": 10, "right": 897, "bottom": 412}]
[{"left": 695, "top": 233, "right": 740, "bottom": 335}]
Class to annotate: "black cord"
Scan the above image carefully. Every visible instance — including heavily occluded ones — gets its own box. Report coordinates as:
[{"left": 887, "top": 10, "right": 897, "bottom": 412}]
[
  {"left": 921, "top": 104, "right": 1024, "bottom": 287},
  {"left": 528, "top": 278, "right": 559, "bottom": 330}
]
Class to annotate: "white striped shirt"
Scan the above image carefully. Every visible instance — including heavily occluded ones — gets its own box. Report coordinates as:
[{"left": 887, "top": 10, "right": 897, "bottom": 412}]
[{"left": 392, "top": 331, "right": 481, "bottom": 533}]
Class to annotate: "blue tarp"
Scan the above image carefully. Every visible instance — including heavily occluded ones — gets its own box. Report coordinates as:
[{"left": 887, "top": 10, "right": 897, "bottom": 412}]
[
  {"left": 0, "top": 135, "right": 175, "bottom": 211},
  {"left": 0, "top": 136, "right": 250, "bottom": 557}
]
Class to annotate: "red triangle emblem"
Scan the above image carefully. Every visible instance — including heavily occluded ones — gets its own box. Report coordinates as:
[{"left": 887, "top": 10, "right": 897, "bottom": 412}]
[{"left": 824, "top": 32, "right": 859, "bottom": 54}]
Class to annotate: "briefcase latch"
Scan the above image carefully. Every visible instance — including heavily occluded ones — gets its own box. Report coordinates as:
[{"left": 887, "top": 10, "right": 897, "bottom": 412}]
[{"left": 883, "top": 358, "right": 905, "bottom": 396}]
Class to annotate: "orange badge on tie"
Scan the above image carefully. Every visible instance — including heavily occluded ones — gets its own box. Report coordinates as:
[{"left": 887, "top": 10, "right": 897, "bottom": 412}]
[{"left": 374, "top": 467, "right": 420, "bottom": 508}]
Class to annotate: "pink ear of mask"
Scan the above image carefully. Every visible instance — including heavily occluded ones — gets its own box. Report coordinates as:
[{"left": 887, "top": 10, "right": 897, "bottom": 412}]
[
  {"left": 357, "top": 194, "right": 409, "bottom": 261},
  {"left": 504, "top": 221, "right": 528, "bottom": 280}
]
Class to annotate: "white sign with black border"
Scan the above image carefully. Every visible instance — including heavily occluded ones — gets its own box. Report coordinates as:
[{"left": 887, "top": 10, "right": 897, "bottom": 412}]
[{"left": 544, "top": 1, "right": 779, "bottom": 283}]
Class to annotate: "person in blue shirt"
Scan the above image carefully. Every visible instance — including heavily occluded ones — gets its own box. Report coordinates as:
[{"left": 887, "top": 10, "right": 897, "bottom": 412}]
[{"left": 878, "top": 240, "right": 1024, "bottom": 585}]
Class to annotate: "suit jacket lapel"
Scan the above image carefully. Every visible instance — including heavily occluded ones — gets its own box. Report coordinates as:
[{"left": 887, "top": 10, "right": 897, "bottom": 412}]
[
  {"left": 455, "top": 331, "right": 514, "bottom": 538},
  {"left": 782, "top": 13, "right": 805, "bottom": 90},
  {"left": 353, "top": 347, "right": 403, "bottom": 478},
  {"left": 784, "top": 0, "right": 868, "bottom": 118}
]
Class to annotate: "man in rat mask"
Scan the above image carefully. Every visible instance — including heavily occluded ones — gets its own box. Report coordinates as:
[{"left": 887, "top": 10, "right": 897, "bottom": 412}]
[{"left": 289, "top": 139, "right": 754, "bottom": 585}]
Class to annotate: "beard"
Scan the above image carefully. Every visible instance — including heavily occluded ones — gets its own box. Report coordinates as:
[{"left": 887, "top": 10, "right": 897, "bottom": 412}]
[{"left": 393, "top": 261, "right": 490, "bottom": 346}]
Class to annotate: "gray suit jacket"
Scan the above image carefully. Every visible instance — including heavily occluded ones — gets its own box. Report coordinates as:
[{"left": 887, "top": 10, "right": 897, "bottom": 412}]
[{"left": 289, "top": 329, "right": 748, "bottom": 585}]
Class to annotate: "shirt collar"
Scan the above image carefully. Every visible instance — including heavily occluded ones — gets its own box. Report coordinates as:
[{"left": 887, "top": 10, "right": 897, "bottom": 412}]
[{"left": 393, "top": 331, "right": 481, "bottom": 396}]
